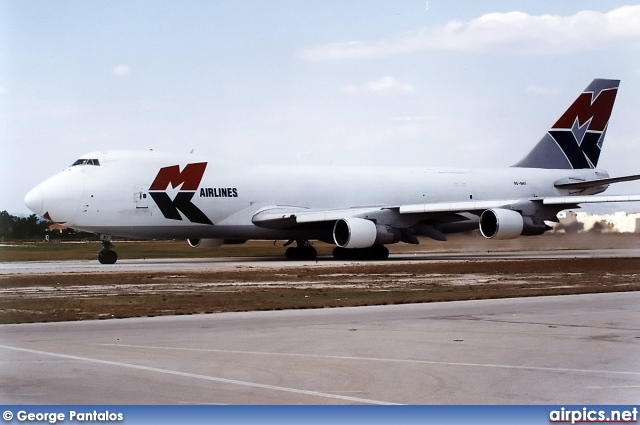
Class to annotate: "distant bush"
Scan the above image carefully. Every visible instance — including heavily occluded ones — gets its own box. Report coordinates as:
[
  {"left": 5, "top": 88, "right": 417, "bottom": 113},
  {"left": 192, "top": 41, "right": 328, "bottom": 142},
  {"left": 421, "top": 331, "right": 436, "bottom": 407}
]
[
  {"left": 0, "top": 210, "right": 92, "bottom": 241},
  {"left": 0, "top": 211, "right": 50, "bottom": 240}
]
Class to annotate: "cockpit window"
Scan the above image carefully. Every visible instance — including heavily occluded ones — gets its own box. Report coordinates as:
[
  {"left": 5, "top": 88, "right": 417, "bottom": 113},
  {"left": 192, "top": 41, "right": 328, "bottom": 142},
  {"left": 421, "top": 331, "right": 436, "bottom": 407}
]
[{"left": 71, "top": 159, "right": 100, "bottom": 166}]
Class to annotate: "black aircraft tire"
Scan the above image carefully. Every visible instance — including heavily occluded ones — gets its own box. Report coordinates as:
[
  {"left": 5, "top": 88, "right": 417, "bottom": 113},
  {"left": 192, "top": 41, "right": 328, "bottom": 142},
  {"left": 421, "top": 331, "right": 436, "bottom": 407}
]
[
  {"left": 332, "top": 247, "right": 349, "bottom": 260},
  {"left": 285, "top": 247, "right": 300, "bottom": 260},
  {"left": 286, "top": 246, "right": 317, "bottom": 260},
  {"left": 332, "top": 245, "right": 389, "bottom": 261},
  {"left": 370, "top": 244, "right": 390, "bottom": 260},
  {"left": 301, "top": 245, "right": 317, "bottom": 260},
  {"left": 98, "top": 249, "right": 118, "bottom": 265}
]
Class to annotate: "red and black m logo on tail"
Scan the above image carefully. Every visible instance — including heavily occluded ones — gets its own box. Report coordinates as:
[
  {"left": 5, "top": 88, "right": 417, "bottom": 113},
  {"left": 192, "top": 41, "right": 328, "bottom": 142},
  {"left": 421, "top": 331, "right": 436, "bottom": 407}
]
[
  {"left": 514, "top": 79, "right": 620, "bottom": 170},
  {"left": 149, "top": 162, "right": 213, "bottom": 225},
  {"left": 549, "top": 82, "right": 618, "bottom": 169}
]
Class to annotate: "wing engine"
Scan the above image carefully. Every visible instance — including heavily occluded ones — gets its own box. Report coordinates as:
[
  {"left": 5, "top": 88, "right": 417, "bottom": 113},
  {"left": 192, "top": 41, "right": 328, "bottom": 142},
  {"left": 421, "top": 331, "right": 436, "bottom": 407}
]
[
  {"left": 479, "top": 209, "right": 549, "bottom": 239},
  {"left": 188, "top": 238, "right": 224, "bottom": 248},
  {"left": 333, "top": 218, "right": 400, "bottom": 248}
]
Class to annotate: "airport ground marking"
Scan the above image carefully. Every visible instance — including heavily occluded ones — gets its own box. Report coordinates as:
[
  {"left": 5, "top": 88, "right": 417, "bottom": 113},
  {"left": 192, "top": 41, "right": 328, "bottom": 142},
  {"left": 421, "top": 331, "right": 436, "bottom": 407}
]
[
  {"left": 0, "top": 344, "right": 400, "bottom": 405},
  {"left": 98, "top": 343, "right": 640, "bottom": 377},
  {"left": 586, "top": 385, "right": 640, "bottom": 389}
]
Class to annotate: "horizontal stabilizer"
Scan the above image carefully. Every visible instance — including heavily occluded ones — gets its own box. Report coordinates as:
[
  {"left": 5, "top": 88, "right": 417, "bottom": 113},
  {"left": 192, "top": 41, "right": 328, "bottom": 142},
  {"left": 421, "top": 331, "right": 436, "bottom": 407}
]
[{"left": 554, "top": 174, "right": 640, "bottom": 190}]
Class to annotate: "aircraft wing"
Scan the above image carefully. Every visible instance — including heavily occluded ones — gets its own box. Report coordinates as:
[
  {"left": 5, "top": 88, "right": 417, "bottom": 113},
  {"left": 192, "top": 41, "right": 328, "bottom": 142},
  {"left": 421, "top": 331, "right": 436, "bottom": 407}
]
[
  {"left": 398, "top": 200, "right": 522, "bottom": 214},
  {"left": 253, "top": 194, "right": 640, "bottom": 230},
  {"left": 398, "top": 195, "right": 640, "bottom": 216},
  {"left": 253, "top": 199, "right": 531, "bottom": 231},
  {"left": 252, "top": 206, "right": 392, "bottom": 229},
  {"left": 542, "top": 194, "right": 640, "bottom": 205}
]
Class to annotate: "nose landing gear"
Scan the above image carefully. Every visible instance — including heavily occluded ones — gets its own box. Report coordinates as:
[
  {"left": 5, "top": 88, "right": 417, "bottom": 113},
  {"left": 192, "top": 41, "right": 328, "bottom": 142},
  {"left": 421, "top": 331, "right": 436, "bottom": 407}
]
[{"left": 98, "top": 235, "right": 118, "bottom": 264}]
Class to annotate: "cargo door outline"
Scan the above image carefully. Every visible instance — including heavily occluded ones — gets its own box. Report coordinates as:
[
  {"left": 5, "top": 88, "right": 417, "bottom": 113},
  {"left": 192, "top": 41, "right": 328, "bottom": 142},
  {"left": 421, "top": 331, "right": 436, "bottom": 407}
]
[{"left": 134, "top": 186, "right": 149, "bottom": 209}]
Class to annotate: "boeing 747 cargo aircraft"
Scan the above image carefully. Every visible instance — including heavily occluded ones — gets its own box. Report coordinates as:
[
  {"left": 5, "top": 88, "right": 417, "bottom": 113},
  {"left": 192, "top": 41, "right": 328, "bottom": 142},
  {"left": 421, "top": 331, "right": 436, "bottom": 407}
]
[{"left": 24, "top": 79, "right": 640, "bottom": 263}]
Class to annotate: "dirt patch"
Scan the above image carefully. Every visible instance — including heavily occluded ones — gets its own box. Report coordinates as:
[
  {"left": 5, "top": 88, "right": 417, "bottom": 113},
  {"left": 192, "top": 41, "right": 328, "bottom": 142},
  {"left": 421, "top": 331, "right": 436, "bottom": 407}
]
[{"left": 2, "top": 258, "right": 639, "bottom": 323}]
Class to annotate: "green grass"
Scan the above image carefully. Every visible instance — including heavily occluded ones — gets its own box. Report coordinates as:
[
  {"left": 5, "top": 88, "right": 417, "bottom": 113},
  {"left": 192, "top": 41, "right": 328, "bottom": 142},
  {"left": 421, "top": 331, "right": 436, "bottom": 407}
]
[
  {"left": 0, "top": 240, "right": 335, "bottom": 262},
  {"left": 3, "top": 233, "right": 640, "bottom": 263}
]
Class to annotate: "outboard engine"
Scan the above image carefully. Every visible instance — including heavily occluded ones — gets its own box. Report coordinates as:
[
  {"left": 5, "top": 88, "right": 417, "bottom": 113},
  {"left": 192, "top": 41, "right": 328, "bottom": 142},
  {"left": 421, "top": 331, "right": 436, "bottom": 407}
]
[{"left": 479, "top": 209, "right": 548, "bottom": 239}]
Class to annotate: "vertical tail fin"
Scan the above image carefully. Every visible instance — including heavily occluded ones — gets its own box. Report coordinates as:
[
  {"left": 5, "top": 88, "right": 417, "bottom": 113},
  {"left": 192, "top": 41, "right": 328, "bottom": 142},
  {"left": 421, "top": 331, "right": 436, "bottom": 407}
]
[{"left": 513, "top": 79, "right": 619, "bottom": 169}]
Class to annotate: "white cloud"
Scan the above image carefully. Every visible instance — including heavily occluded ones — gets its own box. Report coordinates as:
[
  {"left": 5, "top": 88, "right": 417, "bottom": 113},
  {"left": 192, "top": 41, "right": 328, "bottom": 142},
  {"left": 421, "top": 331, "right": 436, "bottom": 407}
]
[
  {"left": 526, "top": 85, "right": 560, "bottom": 96},
  {"left": 341, "top": 76, "right": 415, "bottom": 97},
  {"left": 300, "top": 5, "right": 640, "bottom": 60},
  {"left": 0, "top": 87, "right": 6, "bottom": 94},
  {"left": 112, "top": 65, "right": 131, "bottom": 77}
]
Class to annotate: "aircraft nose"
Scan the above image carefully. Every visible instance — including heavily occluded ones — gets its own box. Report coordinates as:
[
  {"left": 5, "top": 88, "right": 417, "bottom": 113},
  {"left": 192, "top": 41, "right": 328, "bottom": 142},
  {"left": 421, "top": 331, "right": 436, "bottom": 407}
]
[
  {"left": 24, "top": 169, "right": 84, "bottom": 223},
  {"left": 24, "top": 186, "right": 44, "bottom": 215}
]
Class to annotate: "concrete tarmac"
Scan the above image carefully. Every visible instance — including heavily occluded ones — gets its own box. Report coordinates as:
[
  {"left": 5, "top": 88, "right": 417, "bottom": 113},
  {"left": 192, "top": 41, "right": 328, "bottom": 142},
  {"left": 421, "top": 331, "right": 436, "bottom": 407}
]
[
  {"left": 1, "top": 292, "right": 639, "bottom": 404},
  {"left": 2, "top": 247, "right": 640, "bottom": 274}
]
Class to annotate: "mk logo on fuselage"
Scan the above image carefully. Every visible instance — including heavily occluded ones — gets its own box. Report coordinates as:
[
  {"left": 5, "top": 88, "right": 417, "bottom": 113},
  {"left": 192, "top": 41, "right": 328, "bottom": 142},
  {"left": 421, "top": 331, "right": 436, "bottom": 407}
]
[
  {"left": 148, "top": 162, "right": 213, "bottom": 225},
  {"left": 549, "top": 86, "right": 618, "bottom": 169}
]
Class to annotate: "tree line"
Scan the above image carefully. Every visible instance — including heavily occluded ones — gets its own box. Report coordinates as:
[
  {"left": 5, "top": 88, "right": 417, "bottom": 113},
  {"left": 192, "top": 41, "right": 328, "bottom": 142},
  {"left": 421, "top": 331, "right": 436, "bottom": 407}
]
[
  {"left": 0, "top": 211, "right": 90, "bottom": 241},
  {"left": 0, "top": 211, "right": 50, "bottom": 240}
]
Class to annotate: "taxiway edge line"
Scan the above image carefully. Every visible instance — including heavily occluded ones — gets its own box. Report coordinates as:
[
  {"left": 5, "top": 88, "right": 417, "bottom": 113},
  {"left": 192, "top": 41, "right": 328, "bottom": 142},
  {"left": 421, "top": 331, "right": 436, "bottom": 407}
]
[{"left": 0, "top": 343, "right": 400, "bottom": 405}]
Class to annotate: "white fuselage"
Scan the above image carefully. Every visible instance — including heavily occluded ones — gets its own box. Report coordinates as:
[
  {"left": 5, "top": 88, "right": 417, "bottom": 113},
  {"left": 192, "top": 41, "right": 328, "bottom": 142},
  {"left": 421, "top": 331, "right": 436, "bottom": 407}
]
[{"left": 25, "top": 150, "right": 606, "bottom": 240}]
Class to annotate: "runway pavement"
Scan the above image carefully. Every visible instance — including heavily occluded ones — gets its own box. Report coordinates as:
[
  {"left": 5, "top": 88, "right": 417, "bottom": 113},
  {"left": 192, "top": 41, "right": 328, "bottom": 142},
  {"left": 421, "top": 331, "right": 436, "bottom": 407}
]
[
  {"left": 1, "top": 292, "right": 639, "bottom": 404},
  {"left": 2, "top": 247, "right": 640, "bottom": 274}
]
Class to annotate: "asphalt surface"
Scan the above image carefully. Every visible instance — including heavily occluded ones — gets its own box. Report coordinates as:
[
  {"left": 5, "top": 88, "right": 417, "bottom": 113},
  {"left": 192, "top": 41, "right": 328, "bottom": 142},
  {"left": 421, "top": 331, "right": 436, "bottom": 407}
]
[
  {"left": 2, "top": 247, "right": 640, "bottom": 274},
  {"left": 1, "top": 292, "right": 639, "bottom": 404}
]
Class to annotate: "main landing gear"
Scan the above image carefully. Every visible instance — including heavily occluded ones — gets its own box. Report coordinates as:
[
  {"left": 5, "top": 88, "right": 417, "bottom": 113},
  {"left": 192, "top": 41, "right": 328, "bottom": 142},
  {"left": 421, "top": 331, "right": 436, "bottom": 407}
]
[
  {"left": 282, "top": 240, "right": 390, "bottom": 261},
  {"left": 332, "top": 244, "right": 389, "bottom": 261},
  {"left": 284, "top": 239, "right": 317, "bottom": 260},
  {"left": 98, "top": 235, "right": 118, "bottom": 264}
]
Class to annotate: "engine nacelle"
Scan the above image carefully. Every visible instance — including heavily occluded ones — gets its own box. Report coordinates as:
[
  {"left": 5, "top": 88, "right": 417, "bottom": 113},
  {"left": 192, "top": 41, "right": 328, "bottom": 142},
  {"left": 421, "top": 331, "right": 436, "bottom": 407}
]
[
  {"left": 333, "top": 218, "right": 401, "bottom": 248},
  {"left": 479, "top": 209, "right": 549, "bottom": 239},
  {"left": 374, "top": 223, "right": 402, "bottom": 245},
  {"left": 520, "top": 216, "right": 550, "bottom": 236},
  {"left": 187, "top": 238, "right": 225, "bottom": 248},
  {"left": 479, "top": 209, "right": 523, "bottom": 239}
]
